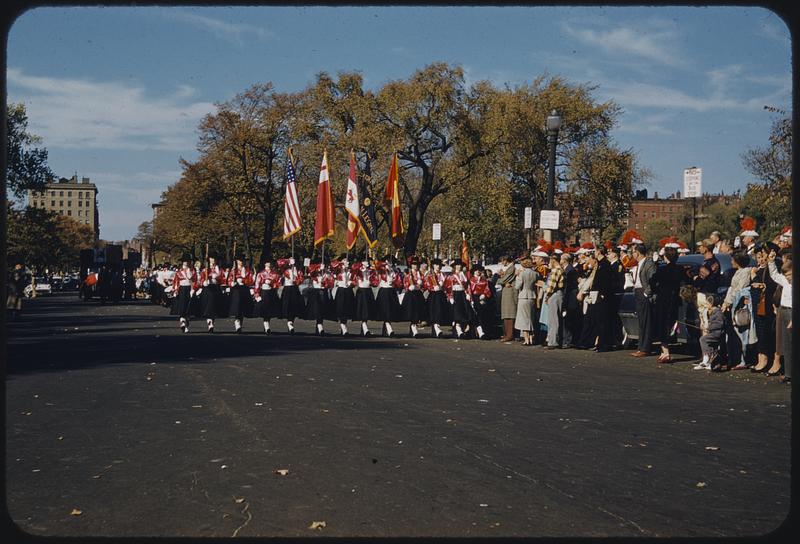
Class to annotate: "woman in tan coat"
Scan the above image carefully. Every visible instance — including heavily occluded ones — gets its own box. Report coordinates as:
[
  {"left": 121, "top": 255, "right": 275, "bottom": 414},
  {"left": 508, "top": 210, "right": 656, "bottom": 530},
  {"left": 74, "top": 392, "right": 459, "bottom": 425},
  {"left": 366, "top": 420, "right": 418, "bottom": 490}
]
[{"left": 514, "top": 258, "right": 540, "bottom": 346}]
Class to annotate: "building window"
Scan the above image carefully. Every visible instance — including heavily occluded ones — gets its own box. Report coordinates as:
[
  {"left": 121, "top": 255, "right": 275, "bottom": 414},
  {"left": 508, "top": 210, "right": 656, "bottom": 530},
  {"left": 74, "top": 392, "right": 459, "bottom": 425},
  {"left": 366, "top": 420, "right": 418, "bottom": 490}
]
[
  {"left": 50, "top": 191, "right": 55, "bottom": 197},
  {"left": 67, "top": 210, "right": 72, "bottom": 216},
  {"left": 68, "top": 191, "right": 72, "bottom": 197},
  {"left": 68, "top": 201, "right": 72, "bottom": 207},
  {"left": 51, "top": 200, "right": 55, "bottom": 206},
  {"left": 77, "top": 210, "right": 82, "bottom": 217},
  {"left": 78, "top": 200, "right": 82, "bottom": 207},
  {"left": 60, "top": 191, "right": 64, "bottom": 196},
  {"left": 59, "top": 200, "right": 63, "bottom": 206}
]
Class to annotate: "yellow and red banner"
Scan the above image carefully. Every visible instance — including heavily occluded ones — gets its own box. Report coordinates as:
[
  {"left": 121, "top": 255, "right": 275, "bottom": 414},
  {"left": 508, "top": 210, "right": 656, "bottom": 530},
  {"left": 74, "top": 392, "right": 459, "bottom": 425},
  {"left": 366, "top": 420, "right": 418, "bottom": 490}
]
[
  {"left": 384, "top": 152, "right": 405, "bottom": 248},
  {"left": 345, "top": 152, "right": 361, "bottom": 250},
  {"left": 314, "top": 150, "right": 335, "bottom": 246}
]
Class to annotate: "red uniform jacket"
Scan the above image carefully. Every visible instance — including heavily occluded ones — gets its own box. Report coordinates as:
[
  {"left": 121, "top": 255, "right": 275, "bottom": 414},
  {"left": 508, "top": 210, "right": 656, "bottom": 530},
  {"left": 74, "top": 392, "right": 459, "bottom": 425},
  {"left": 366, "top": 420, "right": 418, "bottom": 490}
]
[
  {"left": 172, "top": 268, "right": 197, "bottom": 291},
  {"left": 226, "top": 266, "right": 254, "bottom": 288},
  {"left": 404, "top": 269, "right": 426, "bottom": 292},
  {"left": 424, "top": 270, "right": 447, "bottom": 293},
  {"left": 335, "top": 269, "right": 358, "bottom": 288},
  {"left": 254, "top": 270, "right": 281, "bottom": 291},
  {"left": 468, "top": 276, "right": 493, "bottom": 302},
  {"left": 200, "top": 265, "right": 227, "bottom": 287},
  {"left": 309, "top": 271, "right": 334, "bottom": 289},
  {"left": 282, "top": 267, "right": 304, "bottom": 286},
  {"left": 444, "top": 271, "right": 470, "bottom": 301},
  {"left": 355, "top": 269, "right": 380, "bottom": 288}
]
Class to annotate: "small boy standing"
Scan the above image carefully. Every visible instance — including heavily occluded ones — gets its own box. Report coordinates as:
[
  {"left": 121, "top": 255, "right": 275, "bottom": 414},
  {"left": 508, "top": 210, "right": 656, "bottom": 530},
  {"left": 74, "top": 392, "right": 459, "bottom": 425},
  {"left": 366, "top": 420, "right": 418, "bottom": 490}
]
[{"left": 694, "top": 294, "right": 725, "bottom": 371}]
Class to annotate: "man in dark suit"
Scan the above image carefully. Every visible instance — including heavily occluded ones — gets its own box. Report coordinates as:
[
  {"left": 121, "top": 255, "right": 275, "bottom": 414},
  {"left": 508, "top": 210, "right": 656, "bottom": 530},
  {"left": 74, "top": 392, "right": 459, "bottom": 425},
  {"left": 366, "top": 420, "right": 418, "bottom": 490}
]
[
  {"left": 592, "top": 248, "right": 616, "bottom": 352},
  {"left": 631, "top": 243, "right": 657, "bottom": 356},
  {"left": 560, "top": 252, "right": 580, "bottom": 348}
]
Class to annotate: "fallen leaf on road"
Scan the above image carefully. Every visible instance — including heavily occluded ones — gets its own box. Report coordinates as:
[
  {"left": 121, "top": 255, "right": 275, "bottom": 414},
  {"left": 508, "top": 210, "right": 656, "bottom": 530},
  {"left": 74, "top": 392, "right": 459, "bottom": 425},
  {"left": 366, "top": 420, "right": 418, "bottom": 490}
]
[
  {"left": 646, "top": 465, "right": 653, "bottom": 469},
  {"left": 488, "top": 369, "right": 496, "bottom": 372},
  {"left": 638, "top": 443, "right": 648, "bottom": 447},
  {"left": 70, "top": 509, "right": 82, "bottom": 516},
  {"left": 234, "top": 497, "right": 245, "bottom": 504},
  {"left": 309, "top": 521, "right": 326, "bottom": 530},
  {"left": 275, "top": 469, "right": 289, "bottom": 476},
  {"left": 696, "top": 482, "right": 707, "bottom": 488},
  {"left": 623, "top": 444, "right": 633, "bottom": 448},
  {"left": 479, "top": 503, "right": 488, "bottom": 507},
  {"left": 92, "top": 475, "right": 101, "bottom": 479},
  {"left": 705, "top": 446, "right": 720, "bottom": 451},
  {"left": 478, "top": 399, "right": 489, "bottom": 403}
]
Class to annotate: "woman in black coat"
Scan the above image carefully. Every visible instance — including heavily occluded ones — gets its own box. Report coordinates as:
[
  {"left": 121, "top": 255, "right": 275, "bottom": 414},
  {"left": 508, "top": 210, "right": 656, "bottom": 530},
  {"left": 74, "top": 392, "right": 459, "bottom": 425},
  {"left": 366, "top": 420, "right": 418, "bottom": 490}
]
[
  {"left": 653, "top": 246, "right": 684, "bottom": 363},
  {"left": 749, "top": 245, "right": 778, "bottom": 372}
]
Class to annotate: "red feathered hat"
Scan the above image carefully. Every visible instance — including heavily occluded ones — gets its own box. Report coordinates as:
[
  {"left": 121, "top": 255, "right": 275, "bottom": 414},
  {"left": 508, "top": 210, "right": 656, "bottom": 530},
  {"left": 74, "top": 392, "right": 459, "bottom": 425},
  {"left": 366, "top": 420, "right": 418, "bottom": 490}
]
[
  {"left": 350, "top": 261, "right": 363, "bottom": 272},
  {"left": 276, "top": 258, "right": 290, "bottom": 270},
  {"left": 603, "top": 240, "right": 614, "bottom": 250},
  {"left": 620, "top": 229, "right": 644, "bottom": 246},
  {"left": 553, "top": 240, "right": 565, "bottom": 253},
  {"left": 307, "top": 263, "right": 321, "bottom": 274},
  {"left": 739, "top": 216, "right": 758, "bottom": 237}
]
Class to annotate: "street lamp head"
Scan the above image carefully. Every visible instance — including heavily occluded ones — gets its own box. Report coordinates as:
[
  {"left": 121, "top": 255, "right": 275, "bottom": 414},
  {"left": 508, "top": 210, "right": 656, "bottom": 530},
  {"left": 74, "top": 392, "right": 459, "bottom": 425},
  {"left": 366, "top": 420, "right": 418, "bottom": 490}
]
[{"left": 546, "top": 109, "right": 562, "bottom": 132}]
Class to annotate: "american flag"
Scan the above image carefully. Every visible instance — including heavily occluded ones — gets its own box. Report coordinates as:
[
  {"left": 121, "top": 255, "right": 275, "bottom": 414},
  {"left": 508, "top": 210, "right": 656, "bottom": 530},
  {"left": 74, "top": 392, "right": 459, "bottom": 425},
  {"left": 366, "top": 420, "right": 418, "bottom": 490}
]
[{"left": 283, "top": 150, "right": 301, "bottom": 239}]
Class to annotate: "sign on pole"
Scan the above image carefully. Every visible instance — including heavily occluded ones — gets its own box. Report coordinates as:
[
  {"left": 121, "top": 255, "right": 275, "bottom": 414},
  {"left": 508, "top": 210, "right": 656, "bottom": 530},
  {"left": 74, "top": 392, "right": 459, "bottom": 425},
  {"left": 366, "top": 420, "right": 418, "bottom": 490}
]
[
  {"left": 683, "top": 167, "right": 702, "bottom": 198},
  {"left": 540, "top": 210, "right": 560, "bottom": 230},
  {"left": 432, "top": 223, "right": 441, "bottom": 241},
  {"left": 524, "top": 207, "right": 532, "bottom": 229}
]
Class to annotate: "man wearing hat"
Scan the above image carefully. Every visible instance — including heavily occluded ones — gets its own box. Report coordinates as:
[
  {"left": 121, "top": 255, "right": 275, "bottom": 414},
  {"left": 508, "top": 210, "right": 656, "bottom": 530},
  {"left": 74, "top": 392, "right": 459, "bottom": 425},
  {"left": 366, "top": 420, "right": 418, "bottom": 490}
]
[
  {"left": 198, "top": 251, "right": 227, "bottom": 333},
  {"left": 425, "top": 258, "right": 450, "bottom": 338},
  {"left": 170, "top": 254, "right": 197, "bottom": 333},
  {"left": 739, "top": 216, "right": 759, "bottom": 255},
  {"left": 226, "top": 254, "right": 254, "bottom": 333},
  {"left": 401, "top": 256, "right": 427, "bottom": 338}
]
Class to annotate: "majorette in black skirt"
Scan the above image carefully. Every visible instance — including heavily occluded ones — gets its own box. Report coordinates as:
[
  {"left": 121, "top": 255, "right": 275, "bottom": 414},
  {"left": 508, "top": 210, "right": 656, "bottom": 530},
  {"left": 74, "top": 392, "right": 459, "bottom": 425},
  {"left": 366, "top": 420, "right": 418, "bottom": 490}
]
[
  {"left": 333, "top": 268, "right": 356, "bottom": 335},
  {"left": 401, "top": 267, "right": 426, "bottom": 337},
  {"left": 426, "top": 267, "right": 451, "bottom": 337},
  {"left": 374, "top": 269, "right": 401, "bottom": 336},
  {"left": 304, "top": 270, "right": 331, "bottom": 335},
  {"left": 279, "top": 265, "right": 305, "bottom": 334}
]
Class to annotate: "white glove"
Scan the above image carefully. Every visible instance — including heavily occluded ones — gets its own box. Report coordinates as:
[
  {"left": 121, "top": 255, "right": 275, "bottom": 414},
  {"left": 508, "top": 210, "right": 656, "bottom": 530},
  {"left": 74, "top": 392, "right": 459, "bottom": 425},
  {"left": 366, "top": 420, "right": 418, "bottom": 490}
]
[
  {"left": 190, "top": 289, "right": 196, "bottom": 297},
  {"left": 408, "top": 285, "right": 415, "bottom": 291},
  {"left": 255, "top": 295, "right": 262, "bottom": 302},
  {"left": 449, "top": 298, "right": 454, "bottom": 304},
  {"left": 480, "top": 294, "right": 485, "bottom": 301},
  {"left": 225, "top": 287, "right": 231, "bottom": 294},
  {"left": 203, "top": 280, "right": 210, "bottom": 287},
  {"left": 433, "top": 286, "right": 441, "bottom": 291},
  {"left": 289, "top": 258, "right": 295, "bottom": 265},
  {"left": 196, "top": 288, "right": 203, "bottom": 297},
  {"left": 236, "top": 278, "right": 244, "bottom": 285}
]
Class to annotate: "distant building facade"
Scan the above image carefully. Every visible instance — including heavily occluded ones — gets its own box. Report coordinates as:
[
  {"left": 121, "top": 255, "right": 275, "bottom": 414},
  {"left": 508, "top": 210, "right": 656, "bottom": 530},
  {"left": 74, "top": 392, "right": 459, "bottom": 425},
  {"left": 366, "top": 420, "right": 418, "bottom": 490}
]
[
  {"left": 626, "top": 189, "right": 686, "bottom": 233},
  {"left": 27, "top": 175, "right": 99, "bottom": 239}
]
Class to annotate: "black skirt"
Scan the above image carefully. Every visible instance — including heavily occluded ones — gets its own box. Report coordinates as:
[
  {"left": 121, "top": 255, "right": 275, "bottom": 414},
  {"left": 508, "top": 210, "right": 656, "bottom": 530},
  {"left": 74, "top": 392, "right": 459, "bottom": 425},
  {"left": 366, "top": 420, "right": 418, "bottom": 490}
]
[
  {"left": 428, "top": 290, "right": 451, "bottom": 324},
  {"left": 255, "top": 288, "right": 281, "bottom": 319},
  {"left": 170, "top": 285, "right": 193, "bottom": 317},
  {"left": 375, "top": 287, "right": 401, "bottom": 322},
  {"left": 451, "top": 290, "right": 471, "bottom": 324},
  {"left": 199, "top": 283, "right": 224, "bottom": 319},
  {"left": 471, "top": 297, "right": 494, "bottom": 328},
  {"left": 355, "top": 287, "right": 375, "bottom": 321},
  {"left": 228, "top": 284, "right": 253, "bottom": 319},
  {"left": 334, "top": 286, "right": 356, "bottom": 321},
  {"left": 305, "top": 288, "right": 329, "bottom": 322},
  {"left": 401, "top": 290, "right": 427, "bottom": 322},
  {"left": 281, "top": 285, "right": 305, "bottom": 321}
]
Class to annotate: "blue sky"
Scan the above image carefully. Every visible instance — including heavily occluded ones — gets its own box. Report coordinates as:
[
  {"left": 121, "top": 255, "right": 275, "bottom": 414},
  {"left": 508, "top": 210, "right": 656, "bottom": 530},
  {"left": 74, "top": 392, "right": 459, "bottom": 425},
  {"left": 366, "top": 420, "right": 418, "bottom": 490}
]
[{"left": 6, "top": 5, "right": 791, "bottom": 241}]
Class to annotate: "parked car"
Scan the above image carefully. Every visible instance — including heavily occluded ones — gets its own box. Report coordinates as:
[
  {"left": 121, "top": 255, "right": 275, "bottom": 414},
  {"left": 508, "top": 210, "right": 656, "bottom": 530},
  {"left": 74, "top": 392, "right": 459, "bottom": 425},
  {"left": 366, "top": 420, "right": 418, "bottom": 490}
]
[
  {"left": 617, "top": 253, "right": 752, "bottom": 350},
  {"left": 62, "top": 276, "right": 80, "bottom": 290},
  {"left": 24, "top": 277, "right": 52, "bottom": 297}
]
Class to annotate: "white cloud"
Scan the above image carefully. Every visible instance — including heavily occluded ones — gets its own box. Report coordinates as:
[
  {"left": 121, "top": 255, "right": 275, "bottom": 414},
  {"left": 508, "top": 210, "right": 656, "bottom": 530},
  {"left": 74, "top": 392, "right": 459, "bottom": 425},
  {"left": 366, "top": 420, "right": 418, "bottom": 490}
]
[
  {"left": 159, "top": 9, "right": 272, "bottom": 45},
  {"left": 7, "top": 68, "right": 215, "bottom": 152},
  {"left": 563, "top": 22, "right": 682, "bottom": 67}
]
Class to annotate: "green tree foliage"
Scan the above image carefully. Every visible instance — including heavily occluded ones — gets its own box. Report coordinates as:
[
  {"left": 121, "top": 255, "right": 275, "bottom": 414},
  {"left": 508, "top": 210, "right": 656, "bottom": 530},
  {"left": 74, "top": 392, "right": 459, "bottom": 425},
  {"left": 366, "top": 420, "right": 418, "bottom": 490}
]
[
  {"left": 7, "top": 204, "right": 93, "bottom": 272},
  {"left": 5, "top": 103, "right": 54, "bottom": 199}
]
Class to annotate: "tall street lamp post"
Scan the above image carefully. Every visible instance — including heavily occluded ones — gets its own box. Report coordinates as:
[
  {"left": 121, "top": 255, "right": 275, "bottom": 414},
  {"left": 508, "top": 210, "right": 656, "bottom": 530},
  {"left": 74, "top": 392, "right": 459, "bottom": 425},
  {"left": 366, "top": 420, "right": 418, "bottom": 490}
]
[{"left": 545, "top": 109, "right": 562, "bottom": 242}]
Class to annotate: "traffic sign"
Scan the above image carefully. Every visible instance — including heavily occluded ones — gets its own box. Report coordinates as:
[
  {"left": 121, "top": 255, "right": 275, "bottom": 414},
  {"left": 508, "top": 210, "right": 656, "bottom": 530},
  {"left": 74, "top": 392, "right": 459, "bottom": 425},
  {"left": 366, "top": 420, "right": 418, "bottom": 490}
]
[
  {"left": 432, "top": 223, "right": 441, "bottom": 241},
  {"left": 684, "top": 167, "right": 702, "bottom": 198},
  {"left": 540, "top": 210, "right": 560, "bottom": 230},
  {"left": 524, "top": 207, "right": 532, "bottom": 229}
]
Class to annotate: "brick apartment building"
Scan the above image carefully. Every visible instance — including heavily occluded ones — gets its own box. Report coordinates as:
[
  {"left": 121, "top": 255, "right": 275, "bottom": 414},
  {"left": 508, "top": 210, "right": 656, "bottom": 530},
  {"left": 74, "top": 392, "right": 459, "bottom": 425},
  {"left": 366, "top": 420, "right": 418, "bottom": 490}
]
[{"left": 27, "top": 175, "right": 99, "bottom": 240}]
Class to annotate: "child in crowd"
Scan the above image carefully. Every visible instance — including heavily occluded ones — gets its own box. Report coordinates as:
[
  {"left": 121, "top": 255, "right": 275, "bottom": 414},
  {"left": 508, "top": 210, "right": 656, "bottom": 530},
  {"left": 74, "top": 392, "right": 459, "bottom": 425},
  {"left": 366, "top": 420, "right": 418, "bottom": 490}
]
[{"left": 694, "top": 294, "right": 725, "bottom": 371}]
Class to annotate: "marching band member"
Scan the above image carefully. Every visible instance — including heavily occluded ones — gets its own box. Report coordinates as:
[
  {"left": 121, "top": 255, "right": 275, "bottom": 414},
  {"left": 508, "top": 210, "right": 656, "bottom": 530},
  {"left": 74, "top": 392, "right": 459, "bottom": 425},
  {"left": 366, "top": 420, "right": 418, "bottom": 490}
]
[
  {"left": 254, "top": 259, "right": 281, "bottom": 334},
  {"left": 426, "top": 258, "right": 449, "bottom": 338},
  {"left": 332, "top": 259, "right": 357, "bottom": 336},
  {"left": 198, "top": 252, "right": 226, "bottom": 333},
  {"left": 353, "top": 259, "right": 378, "bottom": 336},
  {"left": 170, "top": 254, "right": 197, "bottom": 333},
  {"left": 374, "top": 259, "right": 402, "bottom": 337},
  {"left": 305, "top": 261, "right": 334, "bottom": 336},
  {"left": 190, "top": 260, "right": 204, "bottom": 318},
  {"left": 401, "top": 256, "right": 427, "bottom": 338},
  {"left": 279, "top": 258, "right": 305, "bottom": 335},
  {"left": 445, "top": 259, "right": 471, "bottom": 339},
  {"left": 226, "top": 254, "right": 254, "bottom": 333},
  {"left": 468, "top": 264, "right": 494, "bottom": 339}
]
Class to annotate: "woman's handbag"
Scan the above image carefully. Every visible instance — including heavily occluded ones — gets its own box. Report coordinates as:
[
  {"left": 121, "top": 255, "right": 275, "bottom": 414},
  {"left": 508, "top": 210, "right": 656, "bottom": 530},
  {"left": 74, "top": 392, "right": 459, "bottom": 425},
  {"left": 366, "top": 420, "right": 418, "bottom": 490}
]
[{"left": 733, "top": 306, "right": 751, "bottom": 329}]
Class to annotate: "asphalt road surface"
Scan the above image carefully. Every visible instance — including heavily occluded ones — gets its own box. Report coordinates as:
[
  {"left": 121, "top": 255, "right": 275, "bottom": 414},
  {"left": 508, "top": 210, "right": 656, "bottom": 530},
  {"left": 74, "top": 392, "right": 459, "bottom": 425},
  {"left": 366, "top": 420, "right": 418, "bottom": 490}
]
[{"left": 5, "top": 293, "right": 794, "bottom": 538}]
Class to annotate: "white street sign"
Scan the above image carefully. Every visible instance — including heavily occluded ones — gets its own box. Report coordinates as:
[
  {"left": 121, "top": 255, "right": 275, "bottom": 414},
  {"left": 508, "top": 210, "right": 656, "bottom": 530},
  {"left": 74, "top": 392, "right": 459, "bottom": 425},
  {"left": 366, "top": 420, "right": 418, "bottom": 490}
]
[
  {"left": 540, "top": 210, "right": 560, "bottom": 230},
  {"left": 524, "top": 207, "right": 532, "bottom": 229},
  {"left": 683, "top": 167, "right": 702, "bottom": 198},
  {"left": 432, "top": 223, "right": 442, "bottom": 241}
]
